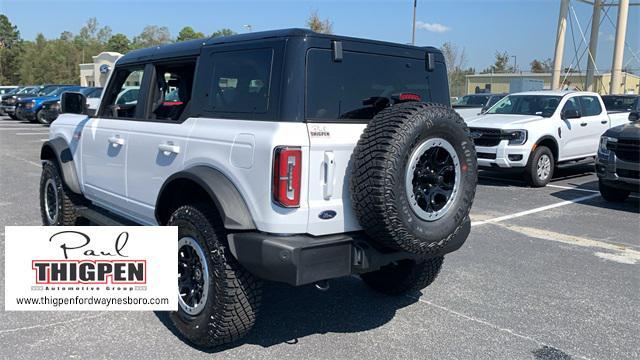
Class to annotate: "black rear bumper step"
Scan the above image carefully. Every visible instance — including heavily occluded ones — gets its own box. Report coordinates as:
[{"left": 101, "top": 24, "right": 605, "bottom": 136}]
[{"left": 227, "top": 218, "right": 470, "bottom": 286}]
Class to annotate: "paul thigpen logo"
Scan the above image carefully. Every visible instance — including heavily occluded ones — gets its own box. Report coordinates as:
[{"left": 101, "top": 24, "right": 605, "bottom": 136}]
[{"left": 32, "top": 231, "right": 146, "bottom": 285}]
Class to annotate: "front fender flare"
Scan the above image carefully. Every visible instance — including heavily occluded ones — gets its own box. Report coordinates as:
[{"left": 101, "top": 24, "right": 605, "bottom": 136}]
[
  {"left": 40, "top": 137, "right": 81, "bottom": 194},
  {"left": 156, "top": 166, "right": 256, "bottom": 230}
]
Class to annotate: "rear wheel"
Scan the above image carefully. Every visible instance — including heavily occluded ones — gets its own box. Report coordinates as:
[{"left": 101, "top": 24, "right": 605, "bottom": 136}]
[
  {"left": 168, "top": 204, "right": 262, "bottom": 348},
  {"left": 361, "top": 256, "right": 444, "bottom": 295},
  {"left": 599, "top": 180, "right": 630, "bottom": 202},
  {"left": 525, "top": 146, "right": 554, "bottom": 187}
]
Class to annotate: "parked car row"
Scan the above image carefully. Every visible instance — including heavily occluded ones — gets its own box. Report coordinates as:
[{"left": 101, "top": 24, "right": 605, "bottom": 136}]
[
  {"left": 0, "top": 84, "right": 103, "bottom": 124},
  {"left": 460, "top": 91, "right": 639, "bottom": 199}
]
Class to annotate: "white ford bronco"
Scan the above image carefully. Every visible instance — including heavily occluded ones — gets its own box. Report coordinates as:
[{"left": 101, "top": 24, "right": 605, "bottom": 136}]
[
  {"left": 466, "top": 91, "right": 630, "bottom": 187},
  {"left": 40, "top": 29, "right": 477, "bottom": 347}
]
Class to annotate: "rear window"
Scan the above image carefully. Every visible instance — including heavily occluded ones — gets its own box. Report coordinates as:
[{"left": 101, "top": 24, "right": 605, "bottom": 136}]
[
  {"left": 602, "top": 96, "right": 637, "bottom": 112},
  {"left": 306, "top": 49, "right": 433, "bottom": 122}
]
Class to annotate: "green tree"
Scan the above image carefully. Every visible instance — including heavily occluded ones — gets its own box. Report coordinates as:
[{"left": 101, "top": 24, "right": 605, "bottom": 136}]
[
  {"left": 106, "top": 33, "right": 131, "bottom": 54},
  {"left": 177, "top": 26, "right": 205, "bottom": 42},
  {"left": 133, "top": 25, "right": 172, "bottom": 49},
  {"left": 210, "top": 28, "right": 236, "bottom": 38},
  {"left": 530, "top": 58, "right": 552, "bottom": 73},
  {"left": 306, "top": 10, "right": 333, "bottom": 34},
  {"left": 441, "top": 42, "right": 473, "bottom": 97},
  {"left": 482, "top": 51, "right": 513, "bottom": 73},
  {"left": 0, "top": 14, "right": 22, "bottom": 84}
]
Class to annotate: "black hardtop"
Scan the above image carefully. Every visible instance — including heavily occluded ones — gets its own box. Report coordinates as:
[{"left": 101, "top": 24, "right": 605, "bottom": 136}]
[{"left": 117, "top": 28, "right": 443, "bottom": 66}]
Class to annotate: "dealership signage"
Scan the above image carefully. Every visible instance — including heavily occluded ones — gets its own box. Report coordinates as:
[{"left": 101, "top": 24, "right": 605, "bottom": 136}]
[{"left": 4, "top": 226, "right": 177, "bottom": 311}]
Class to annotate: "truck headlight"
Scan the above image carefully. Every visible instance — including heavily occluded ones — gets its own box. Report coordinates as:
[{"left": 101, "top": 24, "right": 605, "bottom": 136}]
[
  {"left": 503, "top": 130, "right": 527, "bottom": 145},
  {"left": 599, "top": 136, "right": 616, "bottom": 154}
]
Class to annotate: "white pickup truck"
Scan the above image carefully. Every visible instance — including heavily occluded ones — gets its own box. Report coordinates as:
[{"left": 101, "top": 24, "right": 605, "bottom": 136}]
[{"left": 466, "top": 90, "right": 630, "bottom": 186}]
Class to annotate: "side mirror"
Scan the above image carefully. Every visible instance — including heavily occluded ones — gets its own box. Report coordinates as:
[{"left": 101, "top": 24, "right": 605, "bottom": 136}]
[
  {"left": 629, "top": 111, "right": 639, "bottom": 122},
  {"left": 562, "top": 109, "right": 581, "bottom": 119},
  {"left": 60, "top": 92, "right": 87, "bottom": 115}
]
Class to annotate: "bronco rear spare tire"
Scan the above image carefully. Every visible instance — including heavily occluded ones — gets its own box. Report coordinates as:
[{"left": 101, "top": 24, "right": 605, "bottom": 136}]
[{"left": 351, "top": 102, "right": 477, "bottom": 255}]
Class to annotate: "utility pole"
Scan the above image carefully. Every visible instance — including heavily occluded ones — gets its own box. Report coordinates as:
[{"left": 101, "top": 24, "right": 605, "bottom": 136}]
[
  {"left": 610, "top": 0, "right": 629, "bottom": 94},
  {"left": 411, "top": 0, "right": 417, "bottom": 45},
  {"left": 551, "top": 0, "right": 570, "bottom": 90},
  {"left": 585, "top": 0, "right": 602, "bottom": 92},
  {"left": 511, "top": 55, "right": 517, "bottom": 72}
]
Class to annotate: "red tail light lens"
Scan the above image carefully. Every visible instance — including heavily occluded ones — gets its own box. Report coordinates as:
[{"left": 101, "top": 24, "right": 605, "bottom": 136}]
[{"left": 272, "top": 146, "right": 302, "bottom": 208}]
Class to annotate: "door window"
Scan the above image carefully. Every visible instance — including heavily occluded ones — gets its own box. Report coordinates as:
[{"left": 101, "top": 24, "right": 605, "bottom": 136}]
[
  {"left": 148, "top": 61, "right": 197, "bottom": 121},
  {"left": 562, "top": 97, "right": 580, "bottom": 114},
  {"left": 100, "top": 68, "right": 144, "bottom": 118},
  {"left": 579, "top": 96, "right": 602, "bottom": 116}
]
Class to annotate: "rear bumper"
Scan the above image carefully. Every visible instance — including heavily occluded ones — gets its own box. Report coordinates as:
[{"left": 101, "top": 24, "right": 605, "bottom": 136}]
[{"left": 227, "top": 218, "right": 471, "bottom": 286}]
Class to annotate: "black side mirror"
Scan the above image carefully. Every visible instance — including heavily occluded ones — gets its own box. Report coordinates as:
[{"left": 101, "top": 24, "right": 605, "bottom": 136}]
[
  {"left": 562, "top": 109, "right": 581, "bottom": 119},
  {"left": 629, "top": 111, "right": 639, "bottom": 122},
  {"left": 60, "top": 92, "right": 87, "bottom": 115}
]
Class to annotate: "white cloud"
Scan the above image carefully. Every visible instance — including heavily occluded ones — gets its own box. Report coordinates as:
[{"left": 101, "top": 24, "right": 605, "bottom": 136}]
[{"left": 416, "top": 21, "right": 451, "bottom": 33}]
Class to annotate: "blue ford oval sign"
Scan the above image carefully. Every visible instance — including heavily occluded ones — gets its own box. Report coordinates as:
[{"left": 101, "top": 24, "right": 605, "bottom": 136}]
[
  {"left": 318, "top": 210, "right": 337, "bottom": 220},
  {"left": 99, "top": 64, "right": 110, "bottom": 74}
]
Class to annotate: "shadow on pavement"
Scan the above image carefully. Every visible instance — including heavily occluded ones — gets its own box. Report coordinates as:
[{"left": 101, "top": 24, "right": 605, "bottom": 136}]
[
  {"left": 549, "top": 183, "right": 640, "bottom": 214},
  {"left": 478, "top": 163, "right": 595, "bottom": 188},
  {"left": 155, "top": 276, "right": 418, "bottom": 352}
]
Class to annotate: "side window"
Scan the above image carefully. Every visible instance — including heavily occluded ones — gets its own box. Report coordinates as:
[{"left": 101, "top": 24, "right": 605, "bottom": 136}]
[
  {"left": 208, "top": 49, "right": 273, "bottom": 114},
  {"left": 562, "top": 97, "right": 580, "bottom": 114},
  {"left": 100, "top": 68, "right": 144, "bottom": 118},
  {"left": 148, "top": 60, "right": 197, "bottom": 121},
  {"left": 579, "top": 96, "right": 602, "bottom": 116}
]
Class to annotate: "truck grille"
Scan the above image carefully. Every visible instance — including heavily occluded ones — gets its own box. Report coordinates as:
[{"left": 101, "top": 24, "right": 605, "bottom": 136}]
[
  {"left": 470, "top": 128, "right": 501, "bottom": 147},
  {"left": 608, "top": 139, "right": 640, "bottom": 163}
]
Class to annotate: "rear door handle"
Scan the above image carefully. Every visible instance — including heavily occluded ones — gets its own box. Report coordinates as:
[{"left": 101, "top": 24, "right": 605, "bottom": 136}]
[
  {"left": 158, "top": 143, "right": 180, "bottom": 155},
  {"left": 323, "top": 151, "right": 335, "bottom": 200},
  {"left": 108, "top": 135, "right": 125, "bottom": 146},
  {"left": 580, "top": 122, "right": 588, "bottom": 127}
]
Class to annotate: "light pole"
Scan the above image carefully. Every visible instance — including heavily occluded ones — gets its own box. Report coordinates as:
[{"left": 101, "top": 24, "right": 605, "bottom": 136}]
[
  {"left": 243, "top": 25, "right": 253, "bottom": 33},
  {"left": 511, "top": 55, "right": 517, "bottom": 72},
  {"left": 411, "top": 0, "right": 417, "bottom": 45}
]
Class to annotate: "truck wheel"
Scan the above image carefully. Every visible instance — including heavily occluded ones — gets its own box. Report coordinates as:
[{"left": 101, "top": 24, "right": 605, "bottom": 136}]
[
  {"left": 168, "top": 204, "right": 262, "bottom": 348},
  {"left": 361, "top": 256, "right": 444, "bottom": 295},
  {"left": 351, "top": 102, "right": 477, "bottom": 255},
  {"left": 39, "top": 160, "right": 79, "bottom": 225},
  {"left": 36, "top": 110, "right": 50, "bottom": 125},
  {"left": 525, "top": 146, "right": 554, "bottom": 187},
  {"left": 599, "top": 180, "right": 630, "bottom": 202}
]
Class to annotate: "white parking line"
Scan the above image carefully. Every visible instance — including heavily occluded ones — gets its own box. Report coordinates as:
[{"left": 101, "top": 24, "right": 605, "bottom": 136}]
[
  {"left": 0, "top": 128, "right": 47, "bottom": 131},
  {"left": 16, "top": 132, "right": 50, "bottom": 135},
  {"left": 471, "top": 193, "right": 600, "bottom": 227}
]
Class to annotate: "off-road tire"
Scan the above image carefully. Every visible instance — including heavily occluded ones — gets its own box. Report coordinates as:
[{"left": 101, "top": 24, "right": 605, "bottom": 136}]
[
  {"left": 361, "top": 256, "right": 444, "bottom": 295},
  {"left": 168, "top": 204, "right": 262, "bottom": 348},
  {"left": 599, "top": 180, "right": 630, "bottom": 202},
  {"left": 39, "top": 160, "right": 80, "bottom": 225},
  {"left": 525, "top": 146, "right": 554, "bottom": 187},
  {"left": 351, "top": 102, "right": 477, "bottom": 255}
]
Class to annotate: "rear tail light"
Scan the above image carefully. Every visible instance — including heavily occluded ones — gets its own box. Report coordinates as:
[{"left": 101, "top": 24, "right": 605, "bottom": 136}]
[{"left": 272, "top": 146, "right": 302, "bottom": 208}]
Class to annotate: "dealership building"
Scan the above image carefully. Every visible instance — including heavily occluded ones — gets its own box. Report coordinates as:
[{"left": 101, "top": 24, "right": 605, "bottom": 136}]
[
  {"left": 79, "top": 52, "right": 123, "bottom": 87},
  {"left": 465, "top": 71, "right": 640, "bottom": 95}
]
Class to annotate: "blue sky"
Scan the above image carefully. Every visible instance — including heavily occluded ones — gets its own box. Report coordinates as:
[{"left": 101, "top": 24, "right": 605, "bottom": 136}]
[{"left": 2, "top": 0, "right": 639, "bottom": 73}]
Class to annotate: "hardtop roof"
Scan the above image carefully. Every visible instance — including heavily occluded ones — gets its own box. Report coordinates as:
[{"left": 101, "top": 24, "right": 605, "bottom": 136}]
[{"left": 118, "top": 28, "right": 442, "bottom": 66}]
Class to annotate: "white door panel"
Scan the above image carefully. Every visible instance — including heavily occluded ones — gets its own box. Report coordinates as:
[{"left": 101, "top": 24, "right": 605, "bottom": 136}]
[
  {"left": 306, "top": 123, "right": 366, "bottom": 235},
  {"left": 81, "top": 118, "right": 129, "bottom": 211},
  {"left": 125, "top": 119, "right": 196, "bottom": 224}
]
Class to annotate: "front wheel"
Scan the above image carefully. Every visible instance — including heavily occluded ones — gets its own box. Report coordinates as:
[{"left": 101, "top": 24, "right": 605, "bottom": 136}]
[
  {"left": 361, "top": 256, "right": 444, "bottom": 295},
  {"left": 599, "top": 180, "right": 630, "bottom": 202},
  {"left": 525, "top": 146, "right": 554, "bottom": 187},
  {"left": 168, "top": 204, "right": 262, "bottom": 348},
  {"left": 37, "top": 110, "right": 50, "bottom": 124},
  {"left": 39, "top": 161, "right": 80, "bottom": 225}
]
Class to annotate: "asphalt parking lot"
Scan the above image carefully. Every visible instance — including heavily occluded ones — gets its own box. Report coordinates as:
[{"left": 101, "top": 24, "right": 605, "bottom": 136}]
[{"left": 0, "top": 116, "right": 638, "bottom": 360}]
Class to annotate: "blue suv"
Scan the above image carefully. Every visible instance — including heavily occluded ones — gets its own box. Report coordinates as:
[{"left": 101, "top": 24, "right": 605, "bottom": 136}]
[{"left": 15, "top": 85, "right": 83, "bottom": 122}]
